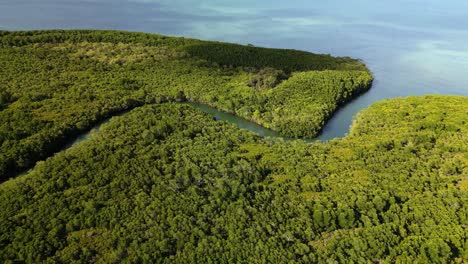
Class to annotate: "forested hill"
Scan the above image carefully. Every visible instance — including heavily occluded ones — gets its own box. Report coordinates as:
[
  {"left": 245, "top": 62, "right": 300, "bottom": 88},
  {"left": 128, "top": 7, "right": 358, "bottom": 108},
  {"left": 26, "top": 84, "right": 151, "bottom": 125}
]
[
  {"left": 0, "top": 30, "right": 372, "bottom": 179},
  {"left": 0, "top": 95, "right": 466, "bottom": 263}
]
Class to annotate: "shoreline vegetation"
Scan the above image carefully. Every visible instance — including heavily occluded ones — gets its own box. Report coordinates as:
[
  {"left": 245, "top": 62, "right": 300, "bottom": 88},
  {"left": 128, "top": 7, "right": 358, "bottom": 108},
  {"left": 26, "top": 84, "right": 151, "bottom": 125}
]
[
  {"left": 0, "top": 30, "right": 466, "bottom": 263},
  {"left": 0, "top": 30, "right": 372, "bottom": 180}
]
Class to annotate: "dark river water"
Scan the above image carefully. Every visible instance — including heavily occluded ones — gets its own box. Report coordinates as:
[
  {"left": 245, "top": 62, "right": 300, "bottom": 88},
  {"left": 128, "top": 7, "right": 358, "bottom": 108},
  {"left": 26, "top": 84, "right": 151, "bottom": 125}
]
[{"left": 1, "top": 0, "right": 467, "bottom": 140}]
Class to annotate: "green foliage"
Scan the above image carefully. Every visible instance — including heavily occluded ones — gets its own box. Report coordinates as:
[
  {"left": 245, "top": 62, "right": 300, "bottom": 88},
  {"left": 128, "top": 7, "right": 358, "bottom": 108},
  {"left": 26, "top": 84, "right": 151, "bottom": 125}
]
[
  {"left": 184, "top": 42, "right": 369, "bottom": 72},
  {"left": 260, "top": 70, "right": 372, "bottom": 137},
  {"left": 246, "top": 67, "right": 289, "bottom": 90},
  {"left": 0, "top": 30, "right": 372, "bottom": 179},
  {"left": 0, "top": 90, "right": 12, "bottom": 105},
  {"left": 0, "top": 30, "right": 465, "bottom": 263},
  {"left": 0, "top": 29, "right": 201, "bottom": 48},
  {"left": 0, "top": 96, "right": 466, "bottom": 263}
]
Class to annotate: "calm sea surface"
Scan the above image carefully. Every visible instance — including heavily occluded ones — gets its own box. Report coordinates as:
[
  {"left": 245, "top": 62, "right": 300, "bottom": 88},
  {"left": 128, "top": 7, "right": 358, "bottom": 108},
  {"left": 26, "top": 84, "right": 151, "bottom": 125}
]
[{"left": 1, "top": 0, "right": 467, "bottom": 139}]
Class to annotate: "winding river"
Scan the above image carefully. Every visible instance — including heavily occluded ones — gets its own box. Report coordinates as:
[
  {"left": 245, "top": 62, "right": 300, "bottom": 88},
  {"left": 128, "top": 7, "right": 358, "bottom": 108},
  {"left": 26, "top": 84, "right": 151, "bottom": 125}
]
[
  {"left": 15, "top": 101, "right": 322, "bottom": 178},
  {"left": 187, "top": 103, "right": 322, "bottom": 142},
  {"left": 67, "top": 102, "right": 321, "bottom": 151}
]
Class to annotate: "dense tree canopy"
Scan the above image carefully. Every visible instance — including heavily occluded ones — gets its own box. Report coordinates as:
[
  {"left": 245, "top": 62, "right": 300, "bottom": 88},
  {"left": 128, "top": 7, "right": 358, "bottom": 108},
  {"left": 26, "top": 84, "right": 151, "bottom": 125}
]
[
  {"left": 0, "top": 31, "right": 466, "bottom": 263},
  {"left": 0, "top": 96, "right": 466, "bottom": 263}
]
